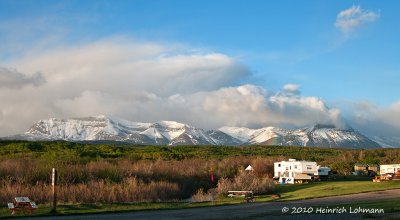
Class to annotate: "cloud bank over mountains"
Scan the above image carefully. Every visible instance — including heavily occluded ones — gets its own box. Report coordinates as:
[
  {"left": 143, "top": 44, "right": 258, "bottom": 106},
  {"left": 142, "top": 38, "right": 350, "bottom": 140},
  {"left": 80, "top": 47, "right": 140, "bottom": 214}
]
[
  {"left": 0, "top": 38, "right": 347, "bottom": 135},
  {"left": 345, "top": 101, "right": 400, "bottom": 142},
  {"left": 0, "top": 67, "right": 45, "bottom": 88},
  {"left": 1, "top": 37, "right": 399, "bottom": 144}
]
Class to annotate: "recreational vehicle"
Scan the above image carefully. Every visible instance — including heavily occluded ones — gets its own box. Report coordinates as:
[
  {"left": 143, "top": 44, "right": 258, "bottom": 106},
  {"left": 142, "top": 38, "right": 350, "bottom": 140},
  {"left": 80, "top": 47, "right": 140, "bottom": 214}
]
[
  {"left": 274, "top": 159, "right": 327, "bottom": 184},
  {"left": 380, "top": 164, "right": 400, "bottom": 175}
]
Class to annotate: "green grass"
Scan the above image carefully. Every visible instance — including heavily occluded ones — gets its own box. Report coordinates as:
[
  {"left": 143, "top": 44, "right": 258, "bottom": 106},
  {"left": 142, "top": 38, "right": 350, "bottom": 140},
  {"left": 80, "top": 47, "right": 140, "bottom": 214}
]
[
  {"left": 2, "top": 180, "right": 400, "bottom": 218},
  {"left": 0, "top": 199, "right": 246, "bottom": 218},
  {"left": 274, "top": 179, "right": 400, "bottom": 201}
]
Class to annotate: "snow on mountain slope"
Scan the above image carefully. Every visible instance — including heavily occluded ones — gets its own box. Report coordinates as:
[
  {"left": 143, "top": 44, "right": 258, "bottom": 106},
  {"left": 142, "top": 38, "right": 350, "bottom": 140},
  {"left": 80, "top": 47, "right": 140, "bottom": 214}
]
[
  {"left": 248, "top": 127, "right": 287, "bottom": 144},
  {"left": 218, "top": 126, "right": 258, "bottom": 142},
  {"left": 19, "top": 116, "right": 217, "bottom": 145},
  {"left": 5, "top": 116, "right": 383, "bottom": 148},
  {"left": 27, "top": 115, "right": 115, "bottom": 140},
  {"left": 141, "top": 121, "right": 216, "bottom": 145},
  {"left": 206, "top": 130, "right": 242, "bottom": 145},
  {"left": 141, "top": 121, "right": 187, "bottom": 141},
  {"left": 218, "top": 124, "right": 380, "bottom": 148},
  {"left": 301, "top": 124, "right": 380, "bottom": 148},
  {"left": 219, "top": 126, "right": 288, "bottom": 144}
]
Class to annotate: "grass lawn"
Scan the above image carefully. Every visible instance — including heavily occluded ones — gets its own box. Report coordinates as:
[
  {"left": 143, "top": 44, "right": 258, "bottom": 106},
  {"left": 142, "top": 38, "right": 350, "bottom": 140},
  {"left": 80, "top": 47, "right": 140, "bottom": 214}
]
[
  {"left": 238, "top": 176, "right": 400, "bottom": 203},
  {"left": 271, "top": 178, "right": 400, "bottom": 201},
  {"left": 0, "top": 200, "right": 246, "bottom": 218},
  {"left": 1, "top": 179, "right": 400, "bottom": 218}
]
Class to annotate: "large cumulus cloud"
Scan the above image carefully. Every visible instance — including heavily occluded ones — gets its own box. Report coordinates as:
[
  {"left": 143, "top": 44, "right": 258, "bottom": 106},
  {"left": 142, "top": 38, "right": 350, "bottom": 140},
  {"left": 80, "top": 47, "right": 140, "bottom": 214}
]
[{"left": 1, "top": 38, "right": 343, "bottom": 135}]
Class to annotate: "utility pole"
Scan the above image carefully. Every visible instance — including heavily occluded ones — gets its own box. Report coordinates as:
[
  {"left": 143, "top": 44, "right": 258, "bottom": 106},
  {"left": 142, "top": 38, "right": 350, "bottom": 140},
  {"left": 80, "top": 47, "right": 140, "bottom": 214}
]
[
  {"left": 154, "top": 127, "right": 157, "bottom": 144},
  {"left": 51, "top": 168, "right": 57, "bottom": 214}
]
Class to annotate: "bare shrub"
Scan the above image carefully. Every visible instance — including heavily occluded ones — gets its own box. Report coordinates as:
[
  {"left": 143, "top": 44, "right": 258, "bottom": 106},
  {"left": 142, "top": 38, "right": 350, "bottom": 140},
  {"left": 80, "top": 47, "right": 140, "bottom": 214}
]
[
  {"left": 191, "top": 188, "right": 215, "bottom": 202},
  {"left": 0, "top": 177, "right": 180, "bottom": 205},
  {"left": 56, "top": 177, "right": 180, "bottom": 203},
  {"left": 251, "top": 157, "right": 274, "bottom": 178},
  {"left": 216, "top": 170, "right": 274, "bottom": 196},
  {"left": 0, "top": 180, "right": 51, "bottom": 204},
  {"left": 215, "top": 177, "right": 232, "bottom": 196},
  {"left": 0, "top": 156, "right": 276, "bottom": 205}
]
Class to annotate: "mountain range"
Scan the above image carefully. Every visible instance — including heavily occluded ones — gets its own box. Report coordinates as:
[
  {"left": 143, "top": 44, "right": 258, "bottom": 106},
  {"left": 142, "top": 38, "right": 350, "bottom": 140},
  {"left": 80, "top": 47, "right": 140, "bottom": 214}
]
[{"left": 3, "top": 115, "right": 384, "bottom": 149}]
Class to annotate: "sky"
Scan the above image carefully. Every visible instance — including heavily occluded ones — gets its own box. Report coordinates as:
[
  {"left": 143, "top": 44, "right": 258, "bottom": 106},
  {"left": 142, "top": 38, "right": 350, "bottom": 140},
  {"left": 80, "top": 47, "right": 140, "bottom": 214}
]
[{"left": 0, "top": 0, "right": 400, "bottom": 143}]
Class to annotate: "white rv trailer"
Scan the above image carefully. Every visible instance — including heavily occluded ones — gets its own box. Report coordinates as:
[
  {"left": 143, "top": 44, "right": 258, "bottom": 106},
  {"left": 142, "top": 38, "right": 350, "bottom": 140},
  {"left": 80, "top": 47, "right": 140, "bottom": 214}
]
[
  {"left": 380, "top": 164, "right": 400, "bottom": 175},
  {"left": 274, "top": 159, "right": 322, "bottom": 184}
]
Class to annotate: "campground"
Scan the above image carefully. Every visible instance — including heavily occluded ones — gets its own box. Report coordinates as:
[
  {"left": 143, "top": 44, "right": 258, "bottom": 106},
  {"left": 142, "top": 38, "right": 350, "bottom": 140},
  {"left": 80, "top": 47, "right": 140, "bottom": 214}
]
[{"left": 2, "top": 178, "right": 400, "bottom": 219}]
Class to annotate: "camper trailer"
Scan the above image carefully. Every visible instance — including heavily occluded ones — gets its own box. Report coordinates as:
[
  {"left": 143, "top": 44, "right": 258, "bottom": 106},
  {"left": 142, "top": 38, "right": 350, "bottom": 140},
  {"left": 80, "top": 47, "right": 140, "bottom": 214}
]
[
  {"left": 373, "top": 164, "right": 400, "bottom": 182},
  {"left": 380, "top": 164, "right": 400, "bottom": 175},
  {"left": 274, "top": 159, "right": 322, "bottom": 184}
]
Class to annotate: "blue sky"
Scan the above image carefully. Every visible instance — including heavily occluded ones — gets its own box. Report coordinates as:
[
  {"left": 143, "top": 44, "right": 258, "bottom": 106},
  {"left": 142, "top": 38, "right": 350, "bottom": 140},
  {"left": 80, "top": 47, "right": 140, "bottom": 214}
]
[
  {"left": 0, "top": 0, "right": 400, "bottom": 142},
  {"left": 1, "top": 0, "right": 397, "bottom": 104}
]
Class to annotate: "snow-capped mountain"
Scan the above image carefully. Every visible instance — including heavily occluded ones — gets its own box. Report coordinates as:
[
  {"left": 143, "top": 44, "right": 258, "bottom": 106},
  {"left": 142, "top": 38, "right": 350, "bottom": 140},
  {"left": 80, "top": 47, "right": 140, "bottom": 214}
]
[
  {"left": 12, "top": 115, "right": 219, "bottom": 145},
  {"left": 219, "top": 124, "right": 380, "bottom": 148},
  {"left": 5, "top": 115, "right": 382, "bottom": 148},
  {"left": 205, "top": 130, "right": 242, "bottom": 146}
]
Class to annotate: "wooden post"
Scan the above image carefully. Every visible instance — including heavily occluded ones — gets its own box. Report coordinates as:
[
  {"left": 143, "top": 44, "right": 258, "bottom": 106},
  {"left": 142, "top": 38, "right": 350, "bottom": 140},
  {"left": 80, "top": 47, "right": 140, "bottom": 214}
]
[{"left": 51, "top": 168, "right": 57, "bottom": 213}]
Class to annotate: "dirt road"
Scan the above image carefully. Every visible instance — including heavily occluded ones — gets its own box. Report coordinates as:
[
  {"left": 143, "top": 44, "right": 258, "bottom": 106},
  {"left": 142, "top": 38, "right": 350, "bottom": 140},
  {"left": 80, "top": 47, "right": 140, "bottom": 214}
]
[{"left": 14, "top": 189, "right": 400, "bottom": 220}]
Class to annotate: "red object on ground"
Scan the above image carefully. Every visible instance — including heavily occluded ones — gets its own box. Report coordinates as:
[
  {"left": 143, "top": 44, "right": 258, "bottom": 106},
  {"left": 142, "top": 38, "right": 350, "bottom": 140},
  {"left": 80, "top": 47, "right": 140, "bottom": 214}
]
[{"left": 210, "top": 167, "right": 214, "bottom": 182}]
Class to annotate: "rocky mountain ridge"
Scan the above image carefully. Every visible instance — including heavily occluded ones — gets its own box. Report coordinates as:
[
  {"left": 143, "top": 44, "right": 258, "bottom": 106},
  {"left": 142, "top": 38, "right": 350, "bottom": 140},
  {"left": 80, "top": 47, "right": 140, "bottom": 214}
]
[{"left": 5, "top": 115, "right": 381, "bottom": 148}]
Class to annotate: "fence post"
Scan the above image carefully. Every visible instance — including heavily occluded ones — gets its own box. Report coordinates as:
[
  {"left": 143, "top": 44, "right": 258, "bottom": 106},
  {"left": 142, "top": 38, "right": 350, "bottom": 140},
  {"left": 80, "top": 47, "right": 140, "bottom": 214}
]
[{"left": 51, "top": 168, "right": 57, "bottom": 214}]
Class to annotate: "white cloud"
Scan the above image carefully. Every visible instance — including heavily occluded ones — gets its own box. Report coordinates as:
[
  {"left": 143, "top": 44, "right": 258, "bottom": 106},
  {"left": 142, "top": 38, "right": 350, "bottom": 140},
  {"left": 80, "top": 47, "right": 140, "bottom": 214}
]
[
  {"left": 0, "top": 39, "right": 250, "bottom": 135},
  {"left": 0, "top": 66, "right": 45, "bottom": 88},
  {"left": 195, "top": 85, "right": 344, "bottom": 129},
  {"left": 335, "top": 5, "right": 379, "bottom": 33},
  {"left": 0, "top": 39, "right": 345, "bottom": 135},
  {"left": 282, "top": 83, "right": 301, "bottom": 95},
  {"left": 51, "top": 84, "right": 344, "bottom": 130},
  {"left": 13, "top": 38, "right": 248, "bottom": 97}
]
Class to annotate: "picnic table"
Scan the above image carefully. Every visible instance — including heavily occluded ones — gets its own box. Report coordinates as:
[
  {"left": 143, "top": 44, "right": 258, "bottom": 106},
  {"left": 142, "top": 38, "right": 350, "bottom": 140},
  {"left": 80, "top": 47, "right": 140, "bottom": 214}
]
[
  {"left": 7, "top": 197, "right": 38, "bottom": 215},
  {"left": 227, "top": 191, "right": 255, "bottom": 203}
]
